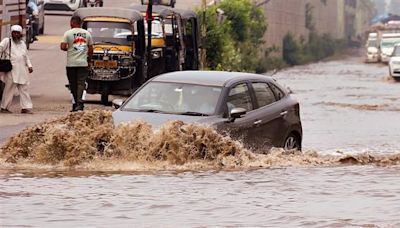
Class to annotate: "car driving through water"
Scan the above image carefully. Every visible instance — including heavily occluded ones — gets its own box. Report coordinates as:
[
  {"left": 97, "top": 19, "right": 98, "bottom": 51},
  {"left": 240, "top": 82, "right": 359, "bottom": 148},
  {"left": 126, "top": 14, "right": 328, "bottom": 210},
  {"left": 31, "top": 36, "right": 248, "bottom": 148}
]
[{"left": 113, "top": 71, "right": 303, "bottom": 151}]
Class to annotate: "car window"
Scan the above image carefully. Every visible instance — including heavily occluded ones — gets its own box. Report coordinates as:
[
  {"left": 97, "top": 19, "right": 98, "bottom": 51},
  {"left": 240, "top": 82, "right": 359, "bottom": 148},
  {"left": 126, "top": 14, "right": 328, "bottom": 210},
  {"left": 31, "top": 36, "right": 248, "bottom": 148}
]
[
  {"left": 269, "top": 83, "right": 285, "bottom": 100},
  {"left": 252, "top": 82, "right": 276, "bottom": 107},
  {"left": 227, "top": 83, "right": 253, "bottom": 111}
]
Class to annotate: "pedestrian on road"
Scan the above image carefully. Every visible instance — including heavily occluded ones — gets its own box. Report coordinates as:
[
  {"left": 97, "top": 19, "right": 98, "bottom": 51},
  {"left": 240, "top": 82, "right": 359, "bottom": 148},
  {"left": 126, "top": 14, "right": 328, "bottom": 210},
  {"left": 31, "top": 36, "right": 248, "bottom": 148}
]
[
  {"left": 0, "top": 25, "right": 34, "bottom": 114},
  {"left": 60, "top": 15, "right": 93, "bottom": 112}
]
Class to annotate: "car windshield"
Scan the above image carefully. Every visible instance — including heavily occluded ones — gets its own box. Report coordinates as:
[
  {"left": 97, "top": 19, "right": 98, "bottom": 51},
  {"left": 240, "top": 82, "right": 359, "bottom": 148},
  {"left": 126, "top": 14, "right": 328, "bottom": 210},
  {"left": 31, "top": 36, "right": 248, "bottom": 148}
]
[
  {"left": 144, "top": 19, "right": 164, "bottom": 38},
  {"left": 393, "top": 46, "right": 400, "bottom": 56},
  {"left": 381, "top": 39, "right": 400, "bottom": 48},
  {"left": 123, "top": 82, "right": 222, "bottom": 115},
  {"left": 367, "top": 39, "right": 377, "bottom": 47},
  {"left": 86, "top": 22, "right": 132, "bottom": 46}
]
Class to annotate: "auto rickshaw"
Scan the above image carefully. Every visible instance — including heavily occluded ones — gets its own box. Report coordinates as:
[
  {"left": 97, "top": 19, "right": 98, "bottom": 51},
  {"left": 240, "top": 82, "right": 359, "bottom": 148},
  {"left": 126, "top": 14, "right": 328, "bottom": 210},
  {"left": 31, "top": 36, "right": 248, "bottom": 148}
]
[
  {"left": 73, "top": 7, "right": 146, "bottom": 105},
  {"left": 130, "top": 4, "right": 185, "bottom": 76},
  {"left": 173, "top": 8, "right": 199, "bottom": 70}
]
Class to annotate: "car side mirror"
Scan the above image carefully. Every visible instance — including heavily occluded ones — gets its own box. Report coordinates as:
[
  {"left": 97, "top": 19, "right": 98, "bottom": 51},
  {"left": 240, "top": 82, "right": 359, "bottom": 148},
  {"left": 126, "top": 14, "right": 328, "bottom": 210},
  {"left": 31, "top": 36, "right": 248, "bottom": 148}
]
[
  {"left": 112, "top": 99, "right": 125, "bottom": 109},
  {"left": 229, "top": 108, "right": 246, "bottom": 122}
]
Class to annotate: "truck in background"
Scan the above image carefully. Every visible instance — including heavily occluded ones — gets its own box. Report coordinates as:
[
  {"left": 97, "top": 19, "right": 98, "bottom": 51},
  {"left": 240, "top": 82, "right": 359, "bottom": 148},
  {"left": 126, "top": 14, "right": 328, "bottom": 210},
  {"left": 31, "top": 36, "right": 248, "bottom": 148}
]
[
  {"left": 365, "top": 20, "right": 400, "bottom": 64},
  {"left": 365, "top": 32, "right": 379, "bottom": 63},
  {"left": 380, "top": 32, "right": 400, "bottom": 63}
]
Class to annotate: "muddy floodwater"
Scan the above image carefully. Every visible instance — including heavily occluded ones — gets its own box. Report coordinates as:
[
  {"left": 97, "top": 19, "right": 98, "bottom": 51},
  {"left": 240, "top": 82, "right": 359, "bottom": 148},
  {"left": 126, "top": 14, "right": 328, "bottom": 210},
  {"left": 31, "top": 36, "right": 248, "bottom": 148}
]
[{"left": 1, "top": 56, "right": 400, "bottom": 227}]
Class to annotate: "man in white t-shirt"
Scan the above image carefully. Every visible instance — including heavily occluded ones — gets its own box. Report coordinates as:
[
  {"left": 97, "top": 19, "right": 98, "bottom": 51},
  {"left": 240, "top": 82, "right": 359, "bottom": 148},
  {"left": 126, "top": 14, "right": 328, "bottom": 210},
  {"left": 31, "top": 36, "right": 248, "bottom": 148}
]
[{"left": 60, "top": 16, "right": 93, "bottom": 112}]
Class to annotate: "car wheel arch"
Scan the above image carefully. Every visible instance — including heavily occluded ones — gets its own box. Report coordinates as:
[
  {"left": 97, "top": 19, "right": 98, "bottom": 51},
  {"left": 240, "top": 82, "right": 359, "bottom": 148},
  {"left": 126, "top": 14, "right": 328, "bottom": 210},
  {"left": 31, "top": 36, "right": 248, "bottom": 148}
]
[{"left": 283, "top": 130, "right": 302, "bottom": 151}]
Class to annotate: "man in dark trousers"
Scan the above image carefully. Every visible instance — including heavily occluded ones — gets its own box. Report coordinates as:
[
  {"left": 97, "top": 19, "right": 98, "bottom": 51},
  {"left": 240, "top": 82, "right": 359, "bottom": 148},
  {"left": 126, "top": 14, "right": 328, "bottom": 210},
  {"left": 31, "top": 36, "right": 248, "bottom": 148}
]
[{"left": 60, "top": 16, "right": 93, "bottom": 112}]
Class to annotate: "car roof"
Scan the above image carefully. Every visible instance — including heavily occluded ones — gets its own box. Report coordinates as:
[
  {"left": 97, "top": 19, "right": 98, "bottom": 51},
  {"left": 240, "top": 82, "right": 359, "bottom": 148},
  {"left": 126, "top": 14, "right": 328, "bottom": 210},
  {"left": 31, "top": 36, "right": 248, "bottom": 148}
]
[
  {"left": 151, "top": 71, "right": 274, "bottom": 87},
  {"left": 382, "top": 33, "right": 400, "bottom": 38}
]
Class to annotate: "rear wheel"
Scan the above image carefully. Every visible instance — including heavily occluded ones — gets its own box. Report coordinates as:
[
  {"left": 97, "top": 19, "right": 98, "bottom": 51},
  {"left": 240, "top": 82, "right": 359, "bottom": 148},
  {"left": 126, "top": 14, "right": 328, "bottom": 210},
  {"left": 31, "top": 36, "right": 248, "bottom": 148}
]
[
  {"left": 25, "top": 29, "right": 31, "bottom": 50},
  {"left": 0, "top": 81, "right": 4, "bottom": 101},
  {"left": 283, "top": 133, "right": 301, "bottom": 151},
  {"left": 101, "top": 93, "right": 109, "bottom": 106},
  {"left": 39, "top": 19, "right": 45, "bottom": 35}
]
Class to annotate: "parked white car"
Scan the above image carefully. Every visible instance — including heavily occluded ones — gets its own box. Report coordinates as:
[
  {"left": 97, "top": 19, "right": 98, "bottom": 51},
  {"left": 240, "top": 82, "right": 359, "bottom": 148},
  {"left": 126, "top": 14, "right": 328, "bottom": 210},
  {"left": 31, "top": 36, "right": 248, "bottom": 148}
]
[
  {"left": 389, "top": 44, "right": 400, "bottom": 81},
  {"left": 44, "top": 0, "right": 84, "bottom": 11}
]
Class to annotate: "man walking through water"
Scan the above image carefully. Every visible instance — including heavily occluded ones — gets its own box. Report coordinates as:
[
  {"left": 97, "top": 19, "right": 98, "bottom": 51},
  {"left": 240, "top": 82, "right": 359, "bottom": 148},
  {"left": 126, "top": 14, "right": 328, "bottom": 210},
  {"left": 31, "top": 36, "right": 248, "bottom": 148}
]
[
  {"left": 60, "top": 16, "right": 93, "bottom": 112},
  {"left": 0, "top": 25, "right": 34, "bottom": 114}
]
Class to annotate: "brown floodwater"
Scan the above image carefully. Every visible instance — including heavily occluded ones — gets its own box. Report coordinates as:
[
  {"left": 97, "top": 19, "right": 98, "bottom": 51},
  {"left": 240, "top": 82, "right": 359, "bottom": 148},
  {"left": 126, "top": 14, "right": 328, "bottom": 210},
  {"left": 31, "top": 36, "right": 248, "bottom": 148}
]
[{"left": 1, "top": 56, "right": 400, "bottom": 227}]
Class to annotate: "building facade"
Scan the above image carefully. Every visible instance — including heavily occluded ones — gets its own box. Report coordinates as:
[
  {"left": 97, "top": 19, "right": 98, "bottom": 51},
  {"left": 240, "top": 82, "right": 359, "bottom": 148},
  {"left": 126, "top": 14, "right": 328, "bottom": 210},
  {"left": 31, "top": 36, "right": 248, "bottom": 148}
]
[{"left": 258, "top": 0, "right": 375, "bottom": 54}]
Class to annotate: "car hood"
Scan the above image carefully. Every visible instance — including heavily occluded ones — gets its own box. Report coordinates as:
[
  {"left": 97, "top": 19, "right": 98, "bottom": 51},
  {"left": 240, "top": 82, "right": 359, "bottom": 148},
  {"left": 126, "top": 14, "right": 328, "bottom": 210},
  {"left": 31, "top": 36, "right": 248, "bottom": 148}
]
[
  {"left": 390, "top": 56, "right": 400, "bottom": 63},
  {"left": 112, "top": 110, "right": 223, "bottom": 128}
]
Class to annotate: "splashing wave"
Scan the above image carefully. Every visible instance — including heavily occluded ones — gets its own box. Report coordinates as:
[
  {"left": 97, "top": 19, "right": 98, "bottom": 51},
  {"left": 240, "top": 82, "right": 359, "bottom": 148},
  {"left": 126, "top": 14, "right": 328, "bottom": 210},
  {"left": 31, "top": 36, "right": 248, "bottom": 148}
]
[{"left": 1, "top": 110, "right": 399, "bottom": 171}]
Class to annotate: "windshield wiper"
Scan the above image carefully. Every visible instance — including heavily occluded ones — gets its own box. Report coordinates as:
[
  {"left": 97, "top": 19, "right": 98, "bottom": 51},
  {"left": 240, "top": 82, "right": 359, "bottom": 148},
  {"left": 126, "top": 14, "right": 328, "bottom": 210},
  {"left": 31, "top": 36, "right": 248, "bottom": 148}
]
[
  {"left": 94, "top": 41, "right": 120, "bottom": 45},
  {"left": 138, "top": 109, "right": 165, "bottom": 113},
  {"left": 179, "top": 111, "right": 209, "bottom": 116},
  {"left": 134, "top": 108, "right": 165, "bottom": 113}
]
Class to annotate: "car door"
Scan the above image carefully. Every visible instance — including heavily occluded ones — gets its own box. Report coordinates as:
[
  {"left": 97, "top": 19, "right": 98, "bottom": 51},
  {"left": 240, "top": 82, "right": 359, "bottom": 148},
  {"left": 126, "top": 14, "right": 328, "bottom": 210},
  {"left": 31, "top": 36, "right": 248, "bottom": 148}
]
[
  {"left": 247, "top": 81, "right": 287, "bottom": 150},
  {"left": 223, "top": 82, "right": 257, "bottom": 147}
]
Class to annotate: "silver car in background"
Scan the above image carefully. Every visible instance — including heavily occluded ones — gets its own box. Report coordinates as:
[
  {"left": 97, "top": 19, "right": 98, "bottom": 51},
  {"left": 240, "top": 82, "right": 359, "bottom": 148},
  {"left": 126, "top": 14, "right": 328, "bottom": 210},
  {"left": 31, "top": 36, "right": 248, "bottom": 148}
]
[{"left": 44, "top": 0, "right": 84, "bottom": 11}]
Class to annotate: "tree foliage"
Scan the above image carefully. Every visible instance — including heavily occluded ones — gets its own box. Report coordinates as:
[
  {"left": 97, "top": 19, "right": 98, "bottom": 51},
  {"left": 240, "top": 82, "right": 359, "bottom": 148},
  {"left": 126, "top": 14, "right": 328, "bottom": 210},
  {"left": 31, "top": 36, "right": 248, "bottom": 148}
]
[{"left": 200, "top": 0, "right": 267, "bottom": 72}]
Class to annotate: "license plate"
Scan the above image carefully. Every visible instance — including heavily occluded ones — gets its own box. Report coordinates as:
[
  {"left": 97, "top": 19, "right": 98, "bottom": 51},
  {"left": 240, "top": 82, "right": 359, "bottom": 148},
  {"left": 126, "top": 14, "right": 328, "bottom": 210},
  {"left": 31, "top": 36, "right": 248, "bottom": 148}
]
[{"left": 94, "top": 60, "right": 118, "bottom": 68}]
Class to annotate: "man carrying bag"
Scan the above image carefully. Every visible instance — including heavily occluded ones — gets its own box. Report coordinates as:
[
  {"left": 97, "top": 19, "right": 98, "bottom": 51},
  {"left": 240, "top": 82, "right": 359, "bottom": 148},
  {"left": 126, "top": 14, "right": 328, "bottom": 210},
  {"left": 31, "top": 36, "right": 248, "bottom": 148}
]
[{"left": 0, "top": 25, "right": 34, "bottom": 114}]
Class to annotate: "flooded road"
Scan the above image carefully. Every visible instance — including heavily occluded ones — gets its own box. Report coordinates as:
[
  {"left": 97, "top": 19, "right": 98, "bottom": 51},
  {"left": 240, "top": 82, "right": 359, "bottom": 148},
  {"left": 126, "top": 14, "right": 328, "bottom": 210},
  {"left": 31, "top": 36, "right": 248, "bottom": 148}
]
[
  {"left": 1, "top": 56, "right": 400, "bottom": 227},
  {"left": 275, "top": 57, "right": 400, "bottom": 153}
]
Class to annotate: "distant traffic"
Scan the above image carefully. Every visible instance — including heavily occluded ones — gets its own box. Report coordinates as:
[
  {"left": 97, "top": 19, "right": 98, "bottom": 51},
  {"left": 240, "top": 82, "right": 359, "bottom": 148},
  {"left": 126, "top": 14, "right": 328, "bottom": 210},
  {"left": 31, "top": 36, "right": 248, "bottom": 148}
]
[{"left": 365, "top": 18, "right": 400, "bottom": 81}]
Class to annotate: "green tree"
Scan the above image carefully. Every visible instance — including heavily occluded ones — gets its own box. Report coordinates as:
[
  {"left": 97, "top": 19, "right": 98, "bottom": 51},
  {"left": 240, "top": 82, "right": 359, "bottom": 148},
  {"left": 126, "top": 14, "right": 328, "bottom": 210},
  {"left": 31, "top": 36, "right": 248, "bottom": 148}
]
[{"left": 200, "top": 0, "right": 267, "bottom": 72}]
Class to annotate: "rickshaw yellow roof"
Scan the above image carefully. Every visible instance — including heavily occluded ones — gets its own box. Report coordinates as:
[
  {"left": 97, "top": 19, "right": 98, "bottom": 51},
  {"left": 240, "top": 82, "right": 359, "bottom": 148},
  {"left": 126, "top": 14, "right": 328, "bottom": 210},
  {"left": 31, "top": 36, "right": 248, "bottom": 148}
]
[
  {"left": 129, "top": 4, "right": 175, "bottom": 18},
  {"left": 83, "top": 17, "right": 131, "bottom": 23},
  {"left": 74, "top": 7, "right": 143, "bottom": 22}
]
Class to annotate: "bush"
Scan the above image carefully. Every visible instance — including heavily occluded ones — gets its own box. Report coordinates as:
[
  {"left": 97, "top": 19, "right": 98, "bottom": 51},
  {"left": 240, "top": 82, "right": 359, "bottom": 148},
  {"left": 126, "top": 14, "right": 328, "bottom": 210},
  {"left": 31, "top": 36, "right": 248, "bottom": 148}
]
[
  {"left": 282, "top": 32, "right": 348, "bottom": 66},
  {"left": 200, "top": 0, "right": 267, "bottom": 72}
]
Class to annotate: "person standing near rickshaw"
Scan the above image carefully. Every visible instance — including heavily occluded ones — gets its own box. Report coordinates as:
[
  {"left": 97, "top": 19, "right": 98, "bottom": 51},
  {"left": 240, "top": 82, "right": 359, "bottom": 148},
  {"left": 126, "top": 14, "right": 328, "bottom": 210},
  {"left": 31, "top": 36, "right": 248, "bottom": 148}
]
[{"left": 60, "top": 16, "right": 93, "bottom": 112}]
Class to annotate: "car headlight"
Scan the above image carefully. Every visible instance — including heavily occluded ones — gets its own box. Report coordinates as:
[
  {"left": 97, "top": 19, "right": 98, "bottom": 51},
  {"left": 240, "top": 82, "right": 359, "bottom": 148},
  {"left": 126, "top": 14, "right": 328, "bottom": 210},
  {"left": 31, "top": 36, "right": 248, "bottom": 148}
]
[
  {"left": 151, "top": 49, "right": 163, "bottom": 59},
  {"left": 391, "top": 61, "right": 400, "bottom": 65},
  {"left": 152, "top": 51, "right": 161, "bottom": 59},
  {"left": 121, "top": 57, "right": 133, "bottom": 67}
]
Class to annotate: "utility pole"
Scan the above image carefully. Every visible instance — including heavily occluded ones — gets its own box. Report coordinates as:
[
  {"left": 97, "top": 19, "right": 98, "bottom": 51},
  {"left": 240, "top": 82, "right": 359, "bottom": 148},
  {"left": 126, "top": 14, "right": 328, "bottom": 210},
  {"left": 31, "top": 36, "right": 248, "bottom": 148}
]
[
  {"left": 146, "top": 0, "right": 153, "bottom": 78},
  {"left": 200, "top": 0, "right": 207, "bottom": 70}
]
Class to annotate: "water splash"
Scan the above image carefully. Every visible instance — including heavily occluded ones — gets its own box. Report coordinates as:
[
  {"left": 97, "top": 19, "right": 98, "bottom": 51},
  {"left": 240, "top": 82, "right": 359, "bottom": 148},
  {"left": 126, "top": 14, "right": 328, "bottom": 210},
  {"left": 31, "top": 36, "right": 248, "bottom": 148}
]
[{"left": 1, "top": 110, "right": 399, "bottom": 171}]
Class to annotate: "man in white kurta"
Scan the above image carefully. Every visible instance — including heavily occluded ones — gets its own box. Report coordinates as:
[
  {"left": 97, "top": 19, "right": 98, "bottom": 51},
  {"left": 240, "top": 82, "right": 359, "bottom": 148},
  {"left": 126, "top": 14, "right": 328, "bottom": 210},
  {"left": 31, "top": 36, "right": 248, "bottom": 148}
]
[{"left": 0, "top": 25, "right": 34, "bottom": 114}]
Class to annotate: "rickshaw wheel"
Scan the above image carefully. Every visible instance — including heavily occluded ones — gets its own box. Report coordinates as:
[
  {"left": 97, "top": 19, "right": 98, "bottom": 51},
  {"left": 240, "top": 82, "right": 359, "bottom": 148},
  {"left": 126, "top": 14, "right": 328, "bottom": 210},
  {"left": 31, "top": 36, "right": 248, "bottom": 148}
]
[{"left": 101, "top": 93, "right": 109, "bottom": 106}]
